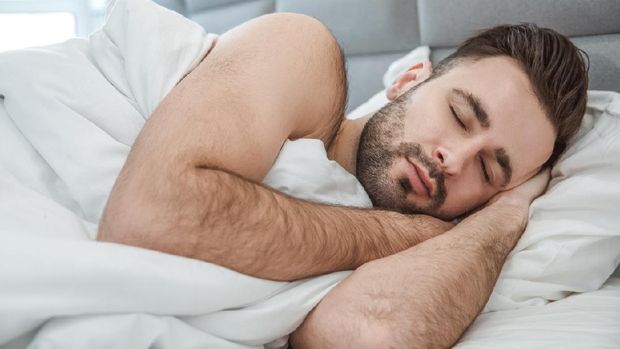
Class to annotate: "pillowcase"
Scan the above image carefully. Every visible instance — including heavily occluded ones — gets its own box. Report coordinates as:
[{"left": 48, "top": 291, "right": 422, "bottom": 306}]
[
  {"left": 487, "top": 90, "right": 620, "bottom": 311},
  {"left": 348, "top": 48, "right": 620, "bottom": 312}
]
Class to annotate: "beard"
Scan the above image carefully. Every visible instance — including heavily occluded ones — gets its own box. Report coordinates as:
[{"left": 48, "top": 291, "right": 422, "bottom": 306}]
[{"left": 356, "top": 87, "right": 447, "bottom": 215}]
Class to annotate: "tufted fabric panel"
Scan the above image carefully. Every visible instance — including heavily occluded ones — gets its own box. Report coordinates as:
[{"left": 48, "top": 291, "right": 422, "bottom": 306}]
[
  {"left": 276, "top": 0, "right": 420, "bottom": 56},
  {"left": 418, "top": 0, "right": 620, "bottom": 46},
  {"left": 189, "top": 0, "right": 275, "bottom": 34},
  {"left": 154, "top": 0, "right": 620, "bottom": 111}
]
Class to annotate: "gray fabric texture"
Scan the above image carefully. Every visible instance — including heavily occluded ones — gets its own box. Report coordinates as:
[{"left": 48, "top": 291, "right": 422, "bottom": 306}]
[
  {"left": 153, "top": 0, "right": 620, "bottom": 111},
  {"left": 418, "top": 0, "right": 620, "bottom": 46},
  {"left": 186, "top": 0, "right": 254, "bottom": 12},
  {"left": 276, "top": 0, "right": 420, "bottom": 56},
  {"left": 188, "top": 0, "right": 275, "bottom": 34},
  {"left": 573, "top": 34, "right": 620, "bottom": 92},
  {"left": 346, "top": 52, "right": 407, "bottom": 108}
]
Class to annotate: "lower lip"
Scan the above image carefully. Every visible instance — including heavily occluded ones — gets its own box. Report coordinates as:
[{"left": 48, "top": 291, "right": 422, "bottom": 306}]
[{"left": 406, "top": 160, "right": 430, "bottom": 197}]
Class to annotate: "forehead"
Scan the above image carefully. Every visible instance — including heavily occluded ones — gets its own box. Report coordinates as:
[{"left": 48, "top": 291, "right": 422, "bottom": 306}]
[{"left": 433, "top": 56, "right": 556, "bottom": 186}]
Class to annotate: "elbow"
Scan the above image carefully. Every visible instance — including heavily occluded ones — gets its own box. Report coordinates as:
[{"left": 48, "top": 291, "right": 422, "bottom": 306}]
[
  {"left": 98, "top": 210, "right": 197, "bottom": 257},
  {"left": 96, "top": 193, "right": 198, "bottom": 258},
  {"left": 96, "top": 194, "right": 186, "bottom": 254},
  {"left": 96, "top": 158, "right": 202, "bottom": 257},
  {"left": 352, "top": 325, "right": 397, "bottom": 349},
  {"left": 290, "top": 311, "right": 399, "bottom": 349},
  {"left": 96, "top": 200, "right": 146, "bottom": 246},
  {"left": 290, "top": 266, "right": 408, "bottom": 349}
]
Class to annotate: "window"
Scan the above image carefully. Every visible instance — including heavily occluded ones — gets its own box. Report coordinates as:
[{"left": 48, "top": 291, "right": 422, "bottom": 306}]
[
  {"left": 0, "top": 0, "right": 111, "bottom": 52},
  {"left": 0, "top": 12, "right": 76, "bottom": 51}
]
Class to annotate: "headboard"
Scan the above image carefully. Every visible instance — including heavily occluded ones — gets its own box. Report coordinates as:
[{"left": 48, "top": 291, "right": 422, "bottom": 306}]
[{"left": 153, "top": 0, "right": 620, "bottom": 112}]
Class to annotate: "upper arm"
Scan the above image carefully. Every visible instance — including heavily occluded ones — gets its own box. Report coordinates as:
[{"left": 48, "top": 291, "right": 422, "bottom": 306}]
[
  {"left": 130, "top": 13, "right": 347, "bottom": 183},
  {"left": 98, "top": 13, "right": 346, "bottom": 246}
]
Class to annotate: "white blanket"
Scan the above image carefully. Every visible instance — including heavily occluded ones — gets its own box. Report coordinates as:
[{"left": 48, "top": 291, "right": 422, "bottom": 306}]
[
  {"left": 0, "top": 0, "right": 359, "bottom": 348},
  {"left": 1, "top": 0, "right": 617, "bottom": 347}
]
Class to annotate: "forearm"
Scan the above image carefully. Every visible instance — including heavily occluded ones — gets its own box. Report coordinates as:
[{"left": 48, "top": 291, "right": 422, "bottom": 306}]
[
  {"left": 98, "top": 166, "right": 452, "bottom": 281},
  {"left": 291, "top": 201, "right": 527, "bottom": 348}
]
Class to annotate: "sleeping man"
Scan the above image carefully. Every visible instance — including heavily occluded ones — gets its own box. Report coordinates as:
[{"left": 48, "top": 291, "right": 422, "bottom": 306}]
[{"left": 97, "top": 13, "right": 588, "bottom": 348}]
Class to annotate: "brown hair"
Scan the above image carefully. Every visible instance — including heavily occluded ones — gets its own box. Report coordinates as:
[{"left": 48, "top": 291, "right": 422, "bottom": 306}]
[{"left": 433, "top": 24, "right": 589, "bottom": 167}]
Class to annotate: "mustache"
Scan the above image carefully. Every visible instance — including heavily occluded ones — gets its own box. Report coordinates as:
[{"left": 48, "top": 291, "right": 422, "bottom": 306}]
[
  {"left": 396, "top": 142, "right": 444, "bottom": 181},
  {"left": 395, "top": 142, "right": 447, "bottom": 208}
]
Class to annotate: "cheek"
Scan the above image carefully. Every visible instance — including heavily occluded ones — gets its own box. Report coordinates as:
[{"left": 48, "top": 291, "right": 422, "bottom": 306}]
[
  {"left": 442, "top": 174, "right": 494, "bottom": 216},
  {"left": 403, "top": 111, "right": 449, "bottom": 143}
]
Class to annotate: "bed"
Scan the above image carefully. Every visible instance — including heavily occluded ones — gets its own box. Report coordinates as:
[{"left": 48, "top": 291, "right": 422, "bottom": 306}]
[{"left": 0, "top": 0, "right": 618, "bottom": 348}]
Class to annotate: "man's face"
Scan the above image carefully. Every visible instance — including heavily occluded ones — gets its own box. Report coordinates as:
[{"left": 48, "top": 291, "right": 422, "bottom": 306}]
[{"left": 357, "top": 56, "right": 556, "bottom": 220}]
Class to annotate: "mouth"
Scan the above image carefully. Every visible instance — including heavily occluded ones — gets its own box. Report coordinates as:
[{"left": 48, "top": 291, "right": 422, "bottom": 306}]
[{"left": 405, "top": 158, "right": 434, "bottom": 198}]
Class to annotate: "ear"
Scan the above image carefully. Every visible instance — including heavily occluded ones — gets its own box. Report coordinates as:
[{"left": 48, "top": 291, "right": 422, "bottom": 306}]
[{"left": 386, "top": 60, "right": 433, "bottom": 101}]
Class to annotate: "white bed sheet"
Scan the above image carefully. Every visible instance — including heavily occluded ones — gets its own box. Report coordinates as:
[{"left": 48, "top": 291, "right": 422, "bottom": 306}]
[{"left": 456, "top": 277, "right": 620, "bottom": 348}]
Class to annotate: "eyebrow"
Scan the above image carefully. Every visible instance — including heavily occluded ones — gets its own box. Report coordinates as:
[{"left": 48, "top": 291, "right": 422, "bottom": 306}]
[
  {"left": 495, "top": 148, "right": 512, "bottom": 188},
  {"left": 452, "top": 88, "right": 490, "bottom": 129}
]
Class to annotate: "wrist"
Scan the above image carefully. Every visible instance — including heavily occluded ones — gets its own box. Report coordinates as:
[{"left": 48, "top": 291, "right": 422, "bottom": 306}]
[
  {"left": 487, "top": 198, "right": 529, "bottom": 232},
  {"left": 353, "top": 210, "right": 410, "bottom": 265},
  {"left": 492, "top": 195, "right": 529, "bottom": 211},
  {"left": 357, "top": 211, "right": 453, "bottom": 265}
]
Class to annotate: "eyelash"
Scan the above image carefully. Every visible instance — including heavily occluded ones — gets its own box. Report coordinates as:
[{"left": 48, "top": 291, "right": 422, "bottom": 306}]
[
  {"left": 480, "top": 157, "right": 491, "bottom": 183},
  {"left": 450, "top": 105, "right": 466, "bottom": 130}
]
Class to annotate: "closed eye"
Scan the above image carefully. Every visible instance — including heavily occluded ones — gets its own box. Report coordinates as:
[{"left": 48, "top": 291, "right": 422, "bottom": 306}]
[
  {"left": 450, "top": 105, "right": 466, "bottom": 130},
  {"left": 480, "top": 156, "right": 491, "bottom": 183}
]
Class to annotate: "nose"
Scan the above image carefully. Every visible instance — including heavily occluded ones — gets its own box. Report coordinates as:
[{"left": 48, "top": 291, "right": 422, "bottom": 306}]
[{"left": 432, "top": 142, "right": 479, "bottom": 176}]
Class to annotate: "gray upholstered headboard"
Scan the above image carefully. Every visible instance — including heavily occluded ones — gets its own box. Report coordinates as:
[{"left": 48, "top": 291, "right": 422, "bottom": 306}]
[{"left": 153, "top": 0, "right": 620, "bottom": 112}]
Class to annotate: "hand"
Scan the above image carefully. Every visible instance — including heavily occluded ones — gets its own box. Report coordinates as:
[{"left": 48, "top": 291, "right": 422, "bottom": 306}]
[
  {"left": 492, "top": 168, "right": 551, "bottom": 207},
  {"left": 461, "top": 169, "right": 551, "bottom": 237}
]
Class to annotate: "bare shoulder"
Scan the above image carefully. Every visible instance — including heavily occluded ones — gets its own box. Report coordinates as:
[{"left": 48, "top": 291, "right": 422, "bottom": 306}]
[
  {"left": 203, "top": 13, "right": 347, "bottom": 148},
  {"left": 128, "top": 13, "right": 349, "bottom": 182}
]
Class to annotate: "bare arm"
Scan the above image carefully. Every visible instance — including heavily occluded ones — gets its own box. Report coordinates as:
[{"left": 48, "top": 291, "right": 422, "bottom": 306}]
[
  {"left": 97, "top": 13, "right": 452, "bottom": 281},
  {"left": 291, "top": 170, "right": 550, "bottom": 348},
  {"left": 101, "top": 165, "right": 451, "bottom": 281}
]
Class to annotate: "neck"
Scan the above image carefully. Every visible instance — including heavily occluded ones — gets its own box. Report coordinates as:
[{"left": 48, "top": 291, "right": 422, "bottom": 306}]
[{"left": 327, "top": 114, "right": 372, "bottom": 176}]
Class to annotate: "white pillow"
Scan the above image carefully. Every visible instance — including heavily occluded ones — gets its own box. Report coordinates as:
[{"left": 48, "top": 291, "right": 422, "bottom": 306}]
[
  {"left": 487, "top": 90, "right": 620, "bottom": 311},
  {"left": 348, "top": 48, "right": 620, "bottom": 311}
]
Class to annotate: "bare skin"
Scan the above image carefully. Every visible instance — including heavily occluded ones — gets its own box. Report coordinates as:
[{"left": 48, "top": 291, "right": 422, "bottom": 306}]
[
  {"left": 330, "top": 57, "right": 553, "bottom": 219},
  {"left": 97, "top": 13, "right": 555, "bottom": 348},
  {"left": 97, "top": 13, "right": 453, "bottom": 281},
  {"left": 290, "top": 171, "right": 550, "bottom": 348}
]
